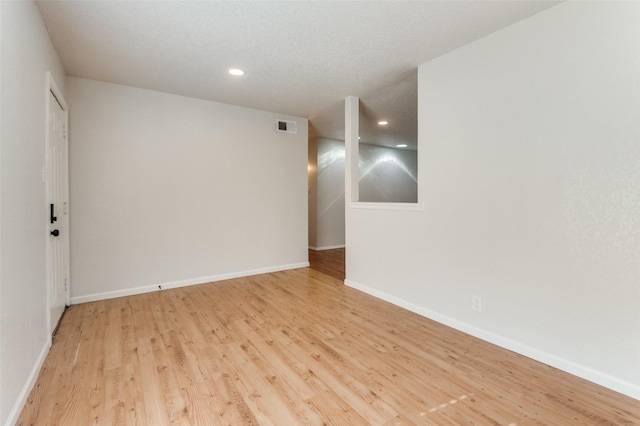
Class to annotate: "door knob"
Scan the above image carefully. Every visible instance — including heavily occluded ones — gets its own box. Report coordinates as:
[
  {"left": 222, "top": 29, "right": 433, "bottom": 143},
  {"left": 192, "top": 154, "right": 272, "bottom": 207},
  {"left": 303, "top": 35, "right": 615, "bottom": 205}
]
[{"left": 50, "top": 229, "right": 60, "bottom": 237}]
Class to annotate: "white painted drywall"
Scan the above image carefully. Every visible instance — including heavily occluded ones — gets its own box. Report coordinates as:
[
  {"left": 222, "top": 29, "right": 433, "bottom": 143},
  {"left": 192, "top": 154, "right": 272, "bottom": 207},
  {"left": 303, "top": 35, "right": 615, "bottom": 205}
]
[
  {"left": 67, "top": 78, "right": 308, "bottom": 302},
  {"left": 346, "top": 1, "right": 640, "bottom": 398},
  {"left": 308, "top": 137, "right": 318, "bottom": 248},
  {"left": 315, "top": 138, "right": 346, "bottom": 249},
  {"left": 0, "top": 2, "right": 67, "bottom": 424},
  {"left": 359, "top": 143, "right": 417, "bottom": 203}
]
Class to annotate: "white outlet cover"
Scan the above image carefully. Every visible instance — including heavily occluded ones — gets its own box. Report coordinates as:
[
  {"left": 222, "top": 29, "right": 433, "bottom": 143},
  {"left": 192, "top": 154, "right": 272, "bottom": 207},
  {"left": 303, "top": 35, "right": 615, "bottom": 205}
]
[{"left": 472, "top": 295, "right": 482, "bottom": 312}]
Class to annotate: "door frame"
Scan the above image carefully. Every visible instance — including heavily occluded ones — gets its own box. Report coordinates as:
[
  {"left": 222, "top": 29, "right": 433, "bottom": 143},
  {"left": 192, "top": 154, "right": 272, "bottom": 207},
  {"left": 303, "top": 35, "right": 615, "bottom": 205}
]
[{"left": 45, "top": 71, "right": 70, "bottom": 338}]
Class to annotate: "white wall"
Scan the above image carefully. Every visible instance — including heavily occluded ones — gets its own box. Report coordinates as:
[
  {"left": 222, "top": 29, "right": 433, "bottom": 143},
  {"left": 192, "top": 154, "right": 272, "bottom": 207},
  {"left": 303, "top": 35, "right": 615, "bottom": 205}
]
[
  {"left": 359, "top": 143, "right": 417, "bottom": 203},
  {"left": 346, "top": 1, "right": 640, "bottom": 399},
  {"left": 67, "top": 77, "right": 308, "bottom": 302},
  {"left": 314, "top": 137, "right": 346, "bottom": 249},
  {"left": 308, "top": 137, "right": 318, "bottom": 248},
  {"left": 0, "top": 1, "right": 67, "bottom": 424}
]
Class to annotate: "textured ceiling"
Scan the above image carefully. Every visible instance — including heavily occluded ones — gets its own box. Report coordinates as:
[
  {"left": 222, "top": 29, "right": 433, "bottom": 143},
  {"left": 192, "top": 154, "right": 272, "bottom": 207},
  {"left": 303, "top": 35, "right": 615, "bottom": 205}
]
[{"left": 36, "top": 0, "right": 559, "bottom": 150}]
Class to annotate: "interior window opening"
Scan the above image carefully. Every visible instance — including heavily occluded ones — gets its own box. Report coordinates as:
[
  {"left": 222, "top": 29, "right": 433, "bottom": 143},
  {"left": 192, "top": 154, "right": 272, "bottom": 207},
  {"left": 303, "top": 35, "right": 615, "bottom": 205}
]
[{"left": 357, "top": 71, "right": 418, "bottom": 203}]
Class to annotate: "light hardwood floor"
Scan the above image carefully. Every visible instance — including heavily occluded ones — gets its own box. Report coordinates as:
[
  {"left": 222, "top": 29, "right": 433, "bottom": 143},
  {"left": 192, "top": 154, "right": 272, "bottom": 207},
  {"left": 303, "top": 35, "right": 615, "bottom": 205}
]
[
  {"left": 308, "top": 248, "right": 345, "bottom": 281},
  {"left": 18, "top": 267, "right": 639, "bottom": 425}
]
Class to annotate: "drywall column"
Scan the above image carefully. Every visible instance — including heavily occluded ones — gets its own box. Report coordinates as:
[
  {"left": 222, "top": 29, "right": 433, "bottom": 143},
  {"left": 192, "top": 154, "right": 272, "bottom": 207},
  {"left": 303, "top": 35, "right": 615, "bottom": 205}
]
[
  {"left": 345, "top": 96, "right": 359, "bottom": 203},
  {"left": 344, "top": 96, "right": 359, "bottom": 280}
]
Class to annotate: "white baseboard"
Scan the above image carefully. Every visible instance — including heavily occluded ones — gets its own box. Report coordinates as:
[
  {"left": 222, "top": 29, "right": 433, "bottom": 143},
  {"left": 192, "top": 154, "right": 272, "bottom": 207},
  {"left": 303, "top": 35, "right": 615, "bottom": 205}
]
[
  {"left": 345, "top": 278, "right": 640, "bottom": 401},
  {"left": 4, "top": 339, "right": 51, "bottom": 426},
  {"left": 309, "top": 244, "right": 345, "bottom": 251},
  {"left": 71, "top": 262, "right": 310, "bottom": 305}
]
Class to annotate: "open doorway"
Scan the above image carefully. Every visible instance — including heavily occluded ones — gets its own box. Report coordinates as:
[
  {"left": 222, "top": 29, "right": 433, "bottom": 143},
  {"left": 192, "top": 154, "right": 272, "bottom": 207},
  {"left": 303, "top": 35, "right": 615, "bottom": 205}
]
[{"left": 308, "top": 71, "right": 418, "bottom": 279}]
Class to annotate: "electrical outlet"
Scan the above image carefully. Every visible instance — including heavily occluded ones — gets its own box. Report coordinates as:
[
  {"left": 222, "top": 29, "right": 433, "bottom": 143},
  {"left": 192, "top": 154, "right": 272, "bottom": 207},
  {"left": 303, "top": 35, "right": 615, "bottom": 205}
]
[{"left": 472, "top": 295, "right": 482, "bottom": 312}]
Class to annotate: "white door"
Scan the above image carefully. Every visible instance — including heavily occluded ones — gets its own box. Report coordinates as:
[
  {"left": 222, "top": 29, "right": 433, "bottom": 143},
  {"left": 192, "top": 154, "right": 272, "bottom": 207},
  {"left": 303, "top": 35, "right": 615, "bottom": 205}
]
[{"left": 47, "top": 77, "right": 69, "bottom": 334}]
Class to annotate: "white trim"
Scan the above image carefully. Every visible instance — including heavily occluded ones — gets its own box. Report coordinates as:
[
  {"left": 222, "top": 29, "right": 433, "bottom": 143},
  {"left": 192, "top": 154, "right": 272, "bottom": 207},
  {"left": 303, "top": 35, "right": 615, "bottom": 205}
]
[
  {"left": 345, "top": 278, "right": 640, "bottom": 401},
  {"left": 47, "top": 72, "right": 68, "bottom": 111},
  {"left": 348, "top": 202, "right": 424, "bottom": 211},
  {"left": 71, "top": 262, "right": 310, "bottom": 304},
  {"left": 4, "top": 339, "right": 51, "bottom": 426},
  {"left": 309, "top": 244, "right": 345, "bottom": 251}
]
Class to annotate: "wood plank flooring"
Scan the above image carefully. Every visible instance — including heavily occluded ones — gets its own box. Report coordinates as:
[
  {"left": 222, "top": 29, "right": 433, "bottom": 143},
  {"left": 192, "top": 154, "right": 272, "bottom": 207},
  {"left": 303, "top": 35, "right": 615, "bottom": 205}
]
[
  {"left": 308, "top": 248, "right": 345, "bottom": 281},
  {"left": 18, "top": 267, "right": 639, "bottom": 425}
]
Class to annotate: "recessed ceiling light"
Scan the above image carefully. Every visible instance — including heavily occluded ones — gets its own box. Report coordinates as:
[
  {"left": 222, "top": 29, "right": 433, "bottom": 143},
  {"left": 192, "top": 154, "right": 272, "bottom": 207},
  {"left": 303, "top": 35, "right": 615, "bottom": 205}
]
[
  {"left": 229, "top": 68, "right": 245, "bottom": 76},
  {"left": 378, "top": 121, "right": 388, "bottom": 125},
  {"left": 396, "top": 144, "right": 408, "bottom": 148}
]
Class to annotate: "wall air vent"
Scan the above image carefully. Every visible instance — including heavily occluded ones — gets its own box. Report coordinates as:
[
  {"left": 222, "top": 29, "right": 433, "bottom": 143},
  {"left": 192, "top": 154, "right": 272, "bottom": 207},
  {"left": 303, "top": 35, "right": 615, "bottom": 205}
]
[{"left": 276, "top": 119, "right": 297, "bottom": 134}]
